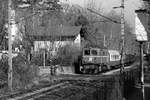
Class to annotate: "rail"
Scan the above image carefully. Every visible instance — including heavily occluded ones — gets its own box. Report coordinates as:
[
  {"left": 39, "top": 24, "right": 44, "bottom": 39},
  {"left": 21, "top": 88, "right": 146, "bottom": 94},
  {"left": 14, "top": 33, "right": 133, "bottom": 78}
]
[{"left": 0, "top": 81, "right": 69, "bottom": 100}]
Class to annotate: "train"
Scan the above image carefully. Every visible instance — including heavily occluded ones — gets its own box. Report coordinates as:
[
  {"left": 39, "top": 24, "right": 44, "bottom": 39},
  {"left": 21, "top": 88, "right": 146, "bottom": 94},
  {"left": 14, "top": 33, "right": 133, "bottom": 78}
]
[{"left": 76, "top": 47, "right": 136, "bottom": 74}]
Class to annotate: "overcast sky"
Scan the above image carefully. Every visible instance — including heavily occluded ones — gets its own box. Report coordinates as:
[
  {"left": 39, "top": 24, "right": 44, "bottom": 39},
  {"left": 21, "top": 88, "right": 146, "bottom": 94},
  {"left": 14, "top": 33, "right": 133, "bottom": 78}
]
[{"left": 60, "top": 0, "right": 144, "bottom": 28}]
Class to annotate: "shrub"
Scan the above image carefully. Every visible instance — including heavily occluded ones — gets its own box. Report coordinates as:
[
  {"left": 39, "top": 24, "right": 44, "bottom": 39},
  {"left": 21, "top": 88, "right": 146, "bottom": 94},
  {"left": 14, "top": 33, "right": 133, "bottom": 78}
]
[
  {"left": 0, "top": 53, "right": 39, "bottom": 90},
  {"left": 30, "top": 44, "right": 81, "bottom": 67},
  {"left": 51, "top": 44, "right": 81, "bottom": 66},
  {"left": 13, "top": 53, "right": 39, "bottom": 89},
  {"left": 30, "top": 52, "right": 44, "bottom": 66}
]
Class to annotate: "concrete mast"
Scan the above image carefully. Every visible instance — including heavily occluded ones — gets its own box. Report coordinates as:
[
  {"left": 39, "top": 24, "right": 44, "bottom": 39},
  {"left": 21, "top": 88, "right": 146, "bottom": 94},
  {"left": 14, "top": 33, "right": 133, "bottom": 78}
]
[{"left": 8, "top": 0, "right": 13, "bottom": 91}]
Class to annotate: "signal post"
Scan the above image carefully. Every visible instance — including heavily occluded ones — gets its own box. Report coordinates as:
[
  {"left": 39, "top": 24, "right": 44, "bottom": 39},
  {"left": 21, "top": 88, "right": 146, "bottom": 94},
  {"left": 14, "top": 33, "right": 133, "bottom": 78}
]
[{"left": 135, "top": 9, "right": 148, "bottom": 100}]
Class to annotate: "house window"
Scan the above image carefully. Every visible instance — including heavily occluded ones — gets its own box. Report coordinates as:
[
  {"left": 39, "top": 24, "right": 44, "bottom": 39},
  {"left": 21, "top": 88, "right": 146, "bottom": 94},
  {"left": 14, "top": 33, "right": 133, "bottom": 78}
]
[{"left": 111, "top": 55, "right": 119, "bottom": 60}]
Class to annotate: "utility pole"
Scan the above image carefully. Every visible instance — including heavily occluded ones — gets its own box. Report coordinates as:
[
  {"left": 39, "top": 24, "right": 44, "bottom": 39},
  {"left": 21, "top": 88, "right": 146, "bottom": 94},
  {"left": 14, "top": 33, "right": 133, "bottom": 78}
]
[
  {"left": 120, "top": 0, "right": 125, "bottom": 73},
  {"left": 113, "top": 0, "right": 125, "bottom": 99},
  {"left": 120, "top": 0, "right": 125, "bottom": 99},
  {"left": 8, "top": 0, "right": 13, "bottom": 91}
]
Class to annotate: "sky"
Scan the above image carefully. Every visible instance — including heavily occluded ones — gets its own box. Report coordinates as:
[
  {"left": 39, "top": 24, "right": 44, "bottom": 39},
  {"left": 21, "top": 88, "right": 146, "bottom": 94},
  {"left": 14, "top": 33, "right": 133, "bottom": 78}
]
[{"left": 60, "top": 0, "right": 144, "bottom": 28}]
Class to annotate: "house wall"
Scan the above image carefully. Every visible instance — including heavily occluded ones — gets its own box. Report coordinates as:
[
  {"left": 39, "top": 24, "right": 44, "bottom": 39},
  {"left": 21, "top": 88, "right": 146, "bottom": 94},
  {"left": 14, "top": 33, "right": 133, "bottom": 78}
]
[
  {"left": 34, "top": 41, "right": 73, "bottom": 56},
  {"left": 34, "top": 34, "right": 81, "bottom": 52},
  {"left": 34, "top": 41, "right": 71, "bottom": 50},
  {"left": 74, "top": 34, "right": 81, "bottom": 47}
]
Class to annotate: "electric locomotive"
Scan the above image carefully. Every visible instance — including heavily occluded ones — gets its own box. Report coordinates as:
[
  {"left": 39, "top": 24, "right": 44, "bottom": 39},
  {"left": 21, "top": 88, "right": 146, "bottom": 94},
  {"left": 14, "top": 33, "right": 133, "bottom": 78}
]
[{"left": 78, "top": 47, "right": 135, "bottom": 74}]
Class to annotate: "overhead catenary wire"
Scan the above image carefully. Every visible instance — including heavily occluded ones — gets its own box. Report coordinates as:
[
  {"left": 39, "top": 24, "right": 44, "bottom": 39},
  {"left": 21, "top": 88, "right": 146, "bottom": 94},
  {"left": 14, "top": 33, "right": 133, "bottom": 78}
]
[
  {"left": 14, "top": 2, "right": 123, "bottom": 48},
  {"left": 87, "top": 8, "right": 121, "bottom": 24}
]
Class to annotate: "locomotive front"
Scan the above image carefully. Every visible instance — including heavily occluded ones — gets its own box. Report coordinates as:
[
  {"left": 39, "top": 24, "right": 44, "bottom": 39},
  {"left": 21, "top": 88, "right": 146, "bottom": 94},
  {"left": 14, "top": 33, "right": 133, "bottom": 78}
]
[{"left": 80, "top": 47, "right": 109, "bottom": 74}]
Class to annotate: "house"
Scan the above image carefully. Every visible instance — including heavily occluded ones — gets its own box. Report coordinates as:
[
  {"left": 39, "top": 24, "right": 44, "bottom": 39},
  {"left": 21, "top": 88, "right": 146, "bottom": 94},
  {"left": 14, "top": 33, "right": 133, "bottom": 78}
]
[
  {"left": 23, "top": 10, "right": 82, "bottom": 53},
  {"left": 32, "top": 25, "right": 82, "bottom": 53},
  {"left": 26, "top": 21, "right": 81, "bottom": 54}
]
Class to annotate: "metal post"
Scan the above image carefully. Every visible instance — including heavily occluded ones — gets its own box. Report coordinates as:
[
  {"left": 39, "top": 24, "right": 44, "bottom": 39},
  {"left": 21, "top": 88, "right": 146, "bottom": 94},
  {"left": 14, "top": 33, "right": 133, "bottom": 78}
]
[
  {"left": 140, "top": 42, "right": 145, "bottom": 100},
  {"left": 8, "top": 0, "right": 13, "bottom": 91},
  {"left": 120, "top": 0, "right": 125, "bottom": 99},
  {"left": 120, "top": 0, "right": 125, "bottom": 73}
]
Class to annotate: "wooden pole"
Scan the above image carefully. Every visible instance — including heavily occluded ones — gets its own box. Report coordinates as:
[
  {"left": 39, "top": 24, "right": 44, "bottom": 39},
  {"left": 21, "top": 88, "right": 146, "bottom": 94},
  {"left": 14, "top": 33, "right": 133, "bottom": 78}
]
[{"left": 8, "top": 0, "right": 13, "bottom": 91}]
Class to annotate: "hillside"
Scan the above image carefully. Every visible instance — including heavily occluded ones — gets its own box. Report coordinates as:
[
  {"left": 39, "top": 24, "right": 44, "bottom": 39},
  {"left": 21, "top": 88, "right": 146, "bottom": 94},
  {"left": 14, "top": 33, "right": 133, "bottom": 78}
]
[
  {"left": 14, "top": 1, "right": 139, "bottom": 54},
  {"left": 63, "top": 3, "right": 138, "bottom": 54}
]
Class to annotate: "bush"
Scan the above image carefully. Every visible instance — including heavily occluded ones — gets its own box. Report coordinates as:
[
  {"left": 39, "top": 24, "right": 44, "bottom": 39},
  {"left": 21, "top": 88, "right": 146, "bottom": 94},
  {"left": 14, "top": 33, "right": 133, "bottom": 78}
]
[
  {"left": 30, "top": 44, "right": 81, "bottom": 67},
  {"left": 30, "top": 52, "right": 44, "bottom": 66},
  {"left": 0, "top": 53, "right": 39, "bottom": 90},
  {"left": 51, "top": 44, "right": 81, "bottom": 66}
]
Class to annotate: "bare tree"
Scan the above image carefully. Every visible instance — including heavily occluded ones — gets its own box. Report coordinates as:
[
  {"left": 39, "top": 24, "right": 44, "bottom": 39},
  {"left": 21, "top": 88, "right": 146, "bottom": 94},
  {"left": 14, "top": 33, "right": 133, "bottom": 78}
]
[
  {"left": 13, "top": 0, "right": 63, "bottom": 62},
  {"left": 0, "top": 0, "right": 8, "bottom": 50}
]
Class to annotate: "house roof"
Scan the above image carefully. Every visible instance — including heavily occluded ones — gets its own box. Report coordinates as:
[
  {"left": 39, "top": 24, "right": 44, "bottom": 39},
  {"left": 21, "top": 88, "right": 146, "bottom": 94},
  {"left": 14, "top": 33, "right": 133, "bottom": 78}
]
[
  {"left": 25, "top": 14, "right": 81, "bottom": 37},
  {"left": 137, "top": 12, "right": 149, "bottom": 33},
  {"left": 134, "top": 10, "right": 149, "bottom": 41},
  {"left": 28, "top": 25, "right": 82, "bottom": 37}
]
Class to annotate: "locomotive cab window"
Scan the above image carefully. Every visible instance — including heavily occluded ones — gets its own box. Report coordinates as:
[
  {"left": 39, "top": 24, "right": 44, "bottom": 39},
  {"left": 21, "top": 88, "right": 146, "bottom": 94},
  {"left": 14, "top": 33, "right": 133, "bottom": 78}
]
[
  {"left": 91, "top": 50, "right": 98, "bottom": 55},
  {"left": 84, "top": 49, "right": 90, "bottom": 55}
]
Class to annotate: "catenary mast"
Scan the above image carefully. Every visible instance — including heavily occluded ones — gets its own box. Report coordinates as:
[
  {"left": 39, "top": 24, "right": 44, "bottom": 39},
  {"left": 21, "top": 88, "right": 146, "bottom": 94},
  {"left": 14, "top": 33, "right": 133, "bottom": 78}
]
[{"left": 8, "top": 0, "right": 13, "bottom": 91}]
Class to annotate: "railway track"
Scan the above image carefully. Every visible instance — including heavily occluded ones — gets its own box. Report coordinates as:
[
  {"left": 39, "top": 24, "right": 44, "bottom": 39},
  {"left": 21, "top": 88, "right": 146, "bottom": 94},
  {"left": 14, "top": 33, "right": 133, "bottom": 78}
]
[
  {"left": 6, "top": 81, "right": 99, "bottom": 100},
  {"left": 1, "top": 62, "right": 139, "bottom": 100},
  {"left": 4, "top": 78, "right": 107, "bottom": 100},
  {"left": 3, "top": 81, "right": 70, "bottom": 100},
  {"left": 25, "top": 80, "right": 104, "bottom": 100}
]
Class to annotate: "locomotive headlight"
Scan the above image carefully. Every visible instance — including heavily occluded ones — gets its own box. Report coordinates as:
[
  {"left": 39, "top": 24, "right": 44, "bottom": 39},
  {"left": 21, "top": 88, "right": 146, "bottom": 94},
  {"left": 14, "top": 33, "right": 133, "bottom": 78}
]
[
  {"left": 82, "top": 57, "right": 93, "bottom": 63},
  {"left": 80, "top": 66, "right": 83, "bottom": 71},
  {"left": 89, "top": 57, "right": 93, "bottom": 61}
]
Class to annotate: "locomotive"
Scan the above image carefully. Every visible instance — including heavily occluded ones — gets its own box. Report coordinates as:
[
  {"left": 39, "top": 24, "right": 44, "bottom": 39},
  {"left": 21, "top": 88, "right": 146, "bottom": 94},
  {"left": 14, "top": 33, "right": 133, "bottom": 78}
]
[{"left": 78, "top": 47, "right": 136, "bottom": 74}]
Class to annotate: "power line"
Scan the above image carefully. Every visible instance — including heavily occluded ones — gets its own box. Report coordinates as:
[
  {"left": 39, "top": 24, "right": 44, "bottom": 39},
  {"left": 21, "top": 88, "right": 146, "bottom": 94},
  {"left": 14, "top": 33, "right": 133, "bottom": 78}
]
[{"left": 87, "top": 8, "right": 121, "bottom": 24}]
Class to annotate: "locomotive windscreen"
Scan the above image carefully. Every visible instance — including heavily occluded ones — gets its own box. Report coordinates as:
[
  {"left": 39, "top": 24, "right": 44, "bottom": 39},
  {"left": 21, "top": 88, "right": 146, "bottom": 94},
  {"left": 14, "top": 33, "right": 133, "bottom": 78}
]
[
  {"left": 84, "top": 49, "right": 90, "bottom": 55},
  {"left": 91, "top": 50, "right": 98, "bottom": 55}
]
